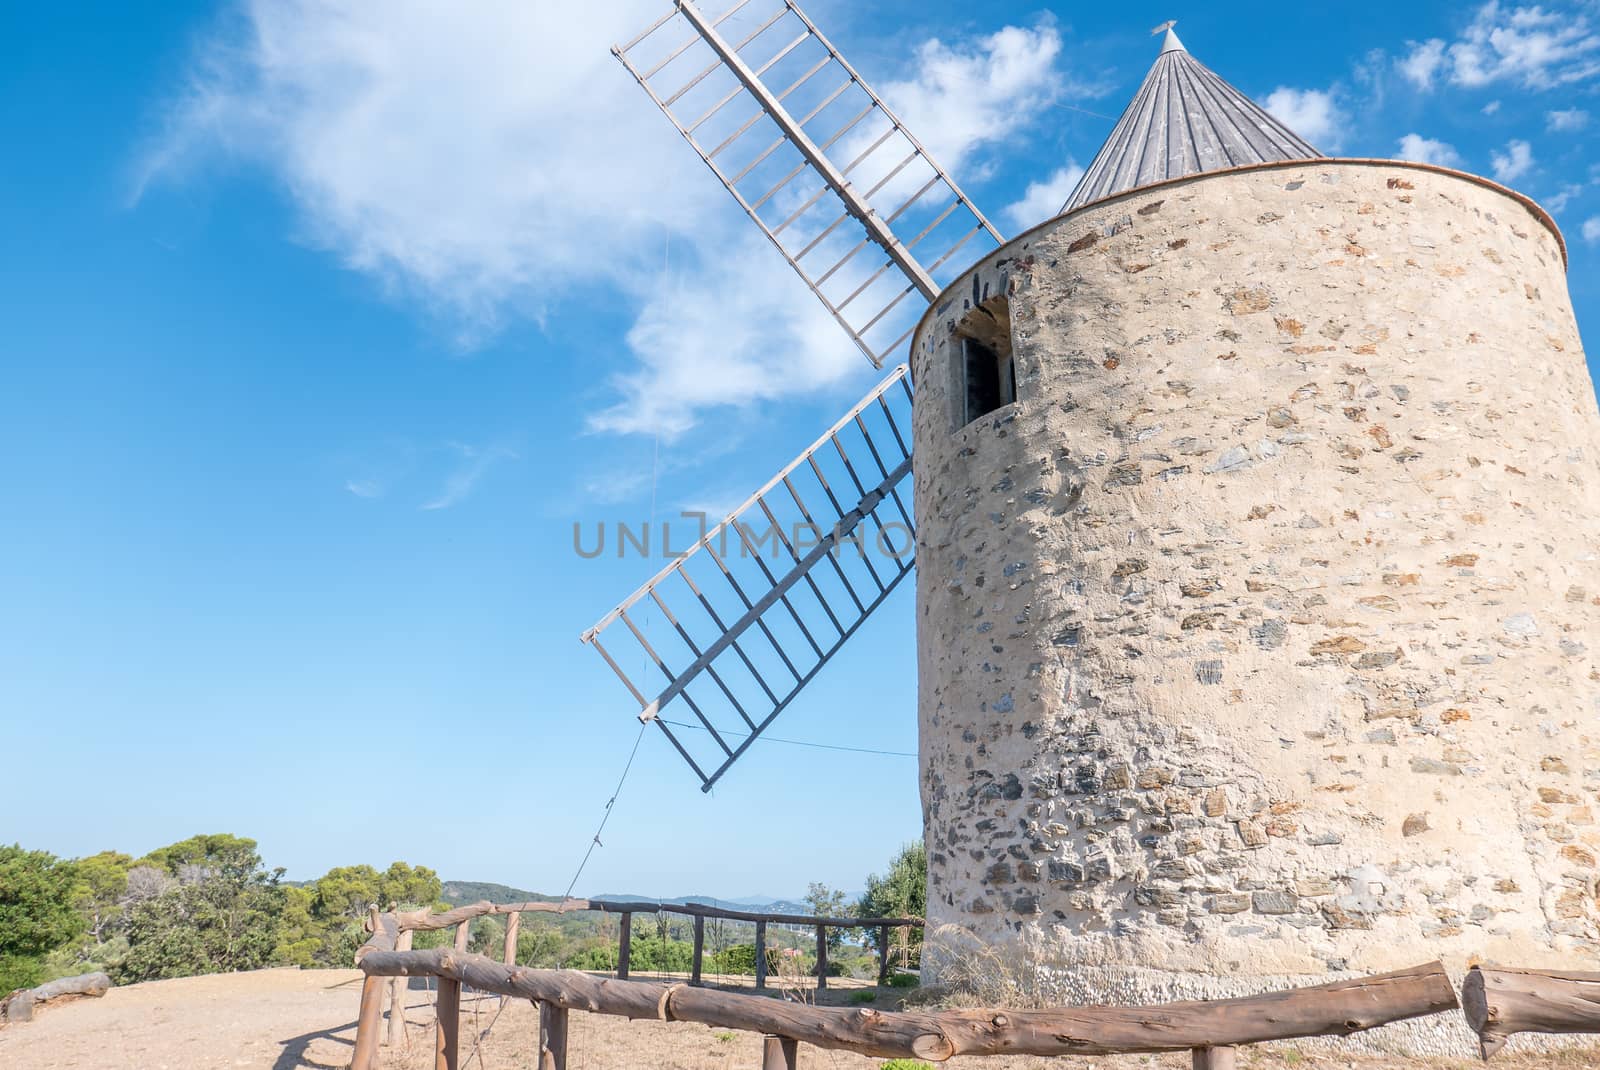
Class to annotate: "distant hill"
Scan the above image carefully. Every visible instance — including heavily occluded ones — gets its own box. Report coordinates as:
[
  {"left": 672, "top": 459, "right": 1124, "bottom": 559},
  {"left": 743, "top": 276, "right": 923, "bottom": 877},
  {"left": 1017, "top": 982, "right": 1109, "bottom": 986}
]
[
  {"left": 443, "top": 883, "right": 851, "bottom": 917},
  {"left": 441, "top": 881, "right": 564, "bottom": 906},
  {"left": 590, "top": 894, "right": 818, "bottom": 915}
]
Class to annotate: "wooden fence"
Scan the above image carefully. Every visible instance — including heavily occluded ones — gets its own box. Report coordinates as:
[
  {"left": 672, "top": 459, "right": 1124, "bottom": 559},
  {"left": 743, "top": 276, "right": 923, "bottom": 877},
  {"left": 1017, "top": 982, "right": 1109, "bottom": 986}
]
[
  {"left": 350, "top": 902, "right": 1600, "bottom": 1069},
  {"left": 385, "top": 897, "right": 922, "bottom": 990}
]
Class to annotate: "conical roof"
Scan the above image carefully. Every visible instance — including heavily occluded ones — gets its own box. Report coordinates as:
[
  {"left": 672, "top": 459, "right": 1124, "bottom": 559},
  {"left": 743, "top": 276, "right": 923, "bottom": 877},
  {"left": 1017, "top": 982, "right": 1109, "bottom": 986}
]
[{"left": 1061, "top": 25, "right": 1322, "bottom": 213}]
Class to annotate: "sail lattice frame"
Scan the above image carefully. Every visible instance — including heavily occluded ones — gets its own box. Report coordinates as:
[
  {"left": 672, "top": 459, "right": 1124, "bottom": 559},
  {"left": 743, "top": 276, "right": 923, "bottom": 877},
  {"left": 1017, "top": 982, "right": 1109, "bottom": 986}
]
[
  {"left": 613, "top": 0, "right": 1005, "bottom": 369},
  {"left": 581, "top": 366, "right": 915, "bottom": 791}
]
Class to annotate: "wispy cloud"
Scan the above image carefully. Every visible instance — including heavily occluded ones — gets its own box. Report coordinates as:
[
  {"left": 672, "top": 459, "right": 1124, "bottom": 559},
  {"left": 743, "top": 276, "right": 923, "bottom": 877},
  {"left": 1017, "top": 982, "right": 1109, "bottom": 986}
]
[
  {"left": 1492, "top": 138, "right": 1536, "bottom": 183},
  {"left": 1548, "top": 107, "right": 1590, "bottom": 131},
  {"left": 1546, "top": 183, "right": 1585, "bottom": 213},
  {"left": 1398, "top": 38, "right": 1449, "bottom": 90},
  {"left": 422, "top": 443, "right": 516, "bottom": 511},
  {"left": 1262, "top": 87, "right": 1349, "bottom": 149},
  {"left": 136, "top": 2, "right": 1072, "bottom": 439},
  {"left": 344, "top": 478, "right": 384, "bottom": 500},
  {"left": 1583, "top": 217, "right": 1600, "bottom": 243},
  {"left": 1002, "top": 163, "right": 1084, "bottom": 231},
  {"left": 1396, "top": 132, "right": 1465, "bottom": 168},
  {"left": 1399, "top": 3, "right": 1600, "bottom": 91}
]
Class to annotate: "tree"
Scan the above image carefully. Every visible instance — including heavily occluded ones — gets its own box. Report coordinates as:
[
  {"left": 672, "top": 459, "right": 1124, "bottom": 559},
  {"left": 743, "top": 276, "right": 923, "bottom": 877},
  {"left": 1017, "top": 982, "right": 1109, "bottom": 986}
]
[
  {"left": 804, "top": 882, "right": 851, "bottom": 953},
  {"left": 73, "top": 851, "right": 132, "bottom": 944},
  {"left": 138, "top": 834, "right": 261, "bottom": 876},
  {"left": 117, "top": 842, "right": 285, "bottom": 983},
  {"left": 516, "top": 924, "right": 565, "bottom": 967},
  {"left": 273, "top": 885, "right": 323, "bottom": 969},
  {"left": 856, "top": 842, "right": 926, "bottom": 969},
  {"left": 378, "top": 862, "right": 441, "bottom": 908},
  {"left": 312, "top": 865, "right": 383, "bottom": 920},
  {"left": 0, "top": 845, "right": 85, "bottom": 992}
]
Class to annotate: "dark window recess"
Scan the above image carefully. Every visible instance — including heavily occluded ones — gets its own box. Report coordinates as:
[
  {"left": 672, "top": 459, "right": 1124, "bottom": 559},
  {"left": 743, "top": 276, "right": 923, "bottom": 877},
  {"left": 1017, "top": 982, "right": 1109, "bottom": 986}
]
[{"left": 962, "top": 335, "right": 1016, "bottom": 426}]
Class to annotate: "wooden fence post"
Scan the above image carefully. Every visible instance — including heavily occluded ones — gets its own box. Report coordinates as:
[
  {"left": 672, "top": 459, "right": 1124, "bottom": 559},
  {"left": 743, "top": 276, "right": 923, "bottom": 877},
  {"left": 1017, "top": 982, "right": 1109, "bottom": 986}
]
[
  {"left": 434, "top": 976, "right": 461, "bottom": 1070},
  {"left": 350, "top": 975, "right": 387, "bottom": 1070},
  {"left": 761, "top": 1035, "right": 798, "bottom": 1070},
  {"left": 815, "top": 926, "right": 828, "bottom": 991},
  {"left": 877, "top": 925, "right": 890, "bottom": 985},
  {"left": 755, "top": 920, "right": 768, "bottom": 990},
  {"left": 454, "top": 919, "right": 470, "bottom": 952},
  {"left": 617, "top": 912, "right": 632, "bottom": 980},
  {"left": 504, "top": 910, "right": 521, "bottom": 965},
  {"left": 692, "top": 915, "right": 705, "bottom": 986},
  {"left": 387, "top": 929, "right": 414, "bottom": 1048},
  {"left": 1192, "top": 1046, "right": 1236, "bottom": 1069},
  {"left": 539, "top": 1001, "right": 569, "bottom": 1070}
]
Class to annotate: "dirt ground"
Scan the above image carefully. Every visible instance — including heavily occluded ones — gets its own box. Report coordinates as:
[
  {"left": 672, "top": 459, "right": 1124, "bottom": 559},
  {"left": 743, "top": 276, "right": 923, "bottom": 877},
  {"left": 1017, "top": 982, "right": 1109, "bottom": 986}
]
[{"left": 0, "top": 968, "right": 1593, "bottom": 1070}]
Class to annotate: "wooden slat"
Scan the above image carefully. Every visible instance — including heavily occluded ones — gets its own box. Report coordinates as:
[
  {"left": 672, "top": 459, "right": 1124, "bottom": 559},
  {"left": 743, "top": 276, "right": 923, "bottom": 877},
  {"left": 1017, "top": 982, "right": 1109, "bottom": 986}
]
[
  {"left": 540, "top": 1002, "right": 569, "bottom": 1070},
  {"left": 434, "top": 977, "right": 460, "bottom": 1070},
  {"left": 387, "top": 929, "right": 414, "bottom": 1048},
  {"left": 762, "top": 1035, "right": 798, "bottom": 1070},
  {"left": 815, "top": 925, "right": 828, "bottom": 991},
  {"left": 692, "top": 915, "right": 706, "bottom": 986},
  {"left": 617, "top": 913, "right": 633, "bottom": 980},
  {"left": 504, "top": 911, "right": 521, "bottom": 966},
  {"left": 350, "top": 976, "right": 386, "bottom": 1070},
  {"left": 755, "top": 920, "right": 768, "bottom": 990}
]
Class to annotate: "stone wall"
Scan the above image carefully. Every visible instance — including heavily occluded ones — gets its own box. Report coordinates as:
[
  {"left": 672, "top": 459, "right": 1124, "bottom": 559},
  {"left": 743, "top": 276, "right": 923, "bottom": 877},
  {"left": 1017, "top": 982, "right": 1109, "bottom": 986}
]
[{"left": 910, "top": 161, "right": 1598, "bottom": 1021}]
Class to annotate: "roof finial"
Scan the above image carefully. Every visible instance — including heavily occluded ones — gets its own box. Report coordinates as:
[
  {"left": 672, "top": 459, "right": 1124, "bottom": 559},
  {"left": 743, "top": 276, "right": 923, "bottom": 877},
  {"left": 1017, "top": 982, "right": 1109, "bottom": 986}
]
[{"left": 1150, "top": 19, "right": 1185, "bottom": 55}]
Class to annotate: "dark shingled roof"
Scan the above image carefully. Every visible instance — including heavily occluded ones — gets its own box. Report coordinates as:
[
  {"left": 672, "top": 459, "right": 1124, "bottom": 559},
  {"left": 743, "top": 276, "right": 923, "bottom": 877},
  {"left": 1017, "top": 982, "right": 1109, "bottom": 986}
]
[{"left": 1062, "top": 26, "right": 1323, "bottom": 213}]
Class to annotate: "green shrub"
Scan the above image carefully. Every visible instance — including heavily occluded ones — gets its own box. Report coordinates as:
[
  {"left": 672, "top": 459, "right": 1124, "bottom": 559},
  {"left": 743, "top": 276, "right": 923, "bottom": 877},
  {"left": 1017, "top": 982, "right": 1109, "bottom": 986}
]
[
  {"left": 886, "top": 971, "right": 919, "bottom": 988},
  {"left": 710, "top": 942, "right": 782, "bottom": 976},
  {"left": 0, "top": 846, "right": 85, "bottom": 993},
  {"left": 713, "top": 1031, "right": 735, "bottom": 1043},
  {"left": 848, "top": 990, "right": 877, "bottom": 1004},
  {"left": 880, "top": 1061, "right": 934, "bottom": 1070}
]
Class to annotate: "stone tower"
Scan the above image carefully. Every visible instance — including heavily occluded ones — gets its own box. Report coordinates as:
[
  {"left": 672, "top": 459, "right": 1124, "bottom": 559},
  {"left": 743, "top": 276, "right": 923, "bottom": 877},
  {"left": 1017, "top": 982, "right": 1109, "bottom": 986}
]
[{"left": 912, "top": 28, "right": 1598, "bottom": 1022}]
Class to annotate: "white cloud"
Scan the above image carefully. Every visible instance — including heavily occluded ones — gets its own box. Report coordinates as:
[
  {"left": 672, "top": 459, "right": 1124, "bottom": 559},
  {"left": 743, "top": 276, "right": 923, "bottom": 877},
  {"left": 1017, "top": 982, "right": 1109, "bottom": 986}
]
[
  {"left": 1491, "top": 138, "right": 1536, "bottom": 182},
  {"left": 1482, "top": 99, "right": 1502, "bottom": 114},
  {"left": 1402, "top": 3, "right": 1600, "bottom": 91},
  {"left": 1546, "top": 183, "right": 1584, "bottom": 213},
  {"left": 1262, "top": 87, "right": 1348, "bottom": 149},
  {"left": 1547, "top": 106, "right": 1590, "bottom": 130},
  {"left": 1583, "top": 217, "right": 1600, "bottom": 243},
  {"left": 591, "top": 238, "right": 851, "bottom": 437},
  {"left": 139, "top": 2, "right": 1066, "bottom": 439},
  {"left": 344, "top": 479, "right": 383, "bottom": 499},
  {"left": 422, "top": 443, "right": 515, "bottom": 511},
  {"left": 1002, "top": 163, "right": 1084, "bottom": 230},
  {"left": 1399, "top": 38, "right": 1449, "bottom": 89},
  {"left": 1396, "top": 133, "right": 1465, "bottom": 168},
  {"left": 879, "top": 24, "right": 1066, "bottom": 179}
]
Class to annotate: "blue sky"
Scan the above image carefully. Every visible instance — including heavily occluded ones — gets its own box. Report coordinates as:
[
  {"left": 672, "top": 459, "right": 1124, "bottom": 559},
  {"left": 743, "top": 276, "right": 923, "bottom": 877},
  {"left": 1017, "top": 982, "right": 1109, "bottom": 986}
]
[{"left": 3, "top": 0, "right": 1597, "bottom": 899}]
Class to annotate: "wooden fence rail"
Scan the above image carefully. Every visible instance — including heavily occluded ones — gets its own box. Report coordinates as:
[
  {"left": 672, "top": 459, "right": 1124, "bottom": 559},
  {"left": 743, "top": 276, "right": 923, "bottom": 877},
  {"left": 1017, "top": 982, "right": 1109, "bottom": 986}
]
[
  {"left": 1463, "top": 966, "right": 1600, "bottom": 1059},
  {"left": 350, "top": 907, "right": 1462, "bottom": 1070}
]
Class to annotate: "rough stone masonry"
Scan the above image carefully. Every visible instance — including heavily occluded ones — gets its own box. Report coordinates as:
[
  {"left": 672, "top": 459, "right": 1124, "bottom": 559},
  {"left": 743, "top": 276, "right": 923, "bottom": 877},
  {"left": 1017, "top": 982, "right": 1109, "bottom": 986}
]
[{"left": 910, "top": 159, "right": 1597, "bottom": 1048}]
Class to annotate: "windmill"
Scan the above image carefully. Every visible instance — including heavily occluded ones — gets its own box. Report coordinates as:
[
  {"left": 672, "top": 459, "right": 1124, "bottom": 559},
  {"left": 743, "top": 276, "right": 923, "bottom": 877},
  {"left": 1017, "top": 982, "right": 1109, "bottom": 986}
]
[
  {"left": 579, "top": 0, "right": 1006, "bottom": 792},
  {"left": 580, "top": 5, "right": 1319, "bottom": 793},
  {"left": 578, "top": 4, "right": 1600, "bottom": 1029}
]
